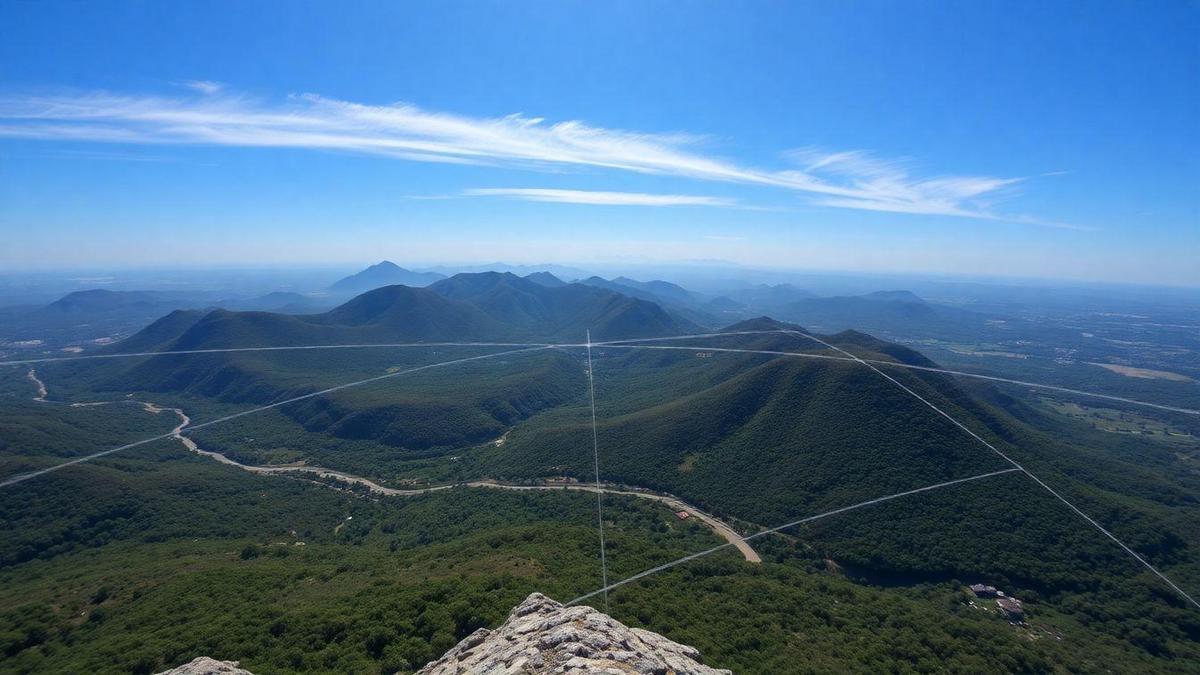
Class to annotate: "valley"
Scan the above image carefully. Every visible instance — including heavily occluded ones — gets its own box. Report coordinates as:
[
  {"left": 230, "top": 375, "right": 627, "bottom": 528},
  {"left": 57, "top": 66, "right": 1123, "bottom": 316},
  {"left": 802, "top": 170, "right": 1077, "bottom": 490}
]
[
  {"left": 20, "top": 348, "right": 764, "bottom": 564},
  {"left": 4, "top": 9, "right": 1196, "bottom": 672},
  {"left": 2, "top": 273, "right": 1199, "bottom": 674}
]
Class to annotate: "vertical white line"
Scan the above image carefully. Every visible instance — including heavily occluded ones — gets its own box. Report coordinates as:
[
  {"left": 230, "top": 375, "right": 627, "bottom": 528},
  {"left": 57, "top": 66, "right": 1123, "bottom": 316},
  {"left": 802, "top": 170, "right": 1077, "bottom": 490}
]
[{"left": 585, "top": 329, "right": 610, "bottom": 612}]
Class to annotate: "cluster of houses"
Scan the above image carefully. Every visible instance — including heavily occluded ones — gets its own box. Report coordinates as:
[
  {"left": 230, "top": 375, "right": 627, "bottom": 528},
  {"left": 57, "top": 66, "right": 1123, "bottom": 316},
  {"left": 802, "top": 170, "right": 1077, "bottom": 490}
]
[{"left": 970, "top": 583, "right": 1025, "bottom": 621}]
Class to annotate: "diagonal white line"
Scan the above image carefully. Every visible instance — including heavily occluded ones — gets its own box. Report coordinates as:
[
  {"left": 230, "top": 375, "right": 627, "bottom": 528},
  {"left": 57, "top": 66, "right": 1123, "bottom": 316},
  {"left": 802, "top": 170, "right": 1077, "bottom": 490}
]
[
  {"left": 8, "top": 322, "right": 1197, "bottom": 608},
  {"left": 585, "top": 330, "right": 610, "bottom": 612},
  {"left": 588, "top": 341, "right": 1200, "bottom": 417},
  {"left": 0, "top": 330, "right": 788, "bottom": 367},
  {"left": 857, "top": 360, "right": 1200, "bottom": 417},
  {"left": 781, "top": 329, "right": 1200, "bottom": 610},
  {"left": 5, "top": 329, "right": 1190, "bottom": 416},
  {"left": 0, "top": 341, "right": 557, "bottom": 366},
  {"left": 0, "top": 345, "right": 556, "bottom": 488},
  {"left": 566, "top": 468, "right": 1022, "bottom": 606}
]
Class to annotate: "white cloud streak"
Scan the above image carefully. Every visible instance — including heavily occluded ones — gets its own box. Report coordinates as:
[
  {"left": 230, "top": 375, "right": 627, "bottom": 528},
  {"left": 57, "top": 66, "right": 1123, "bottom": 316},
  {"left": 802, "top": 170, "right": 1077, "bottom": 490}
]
[
  {"left": 180, "top": 80, "right": 225, "bottom": 95},
  {"left": 463, "top": 188, "right": 737, "bottom": 207},
  {"left": 0, "top": 88, "right": 1069, "bottom": 225}
]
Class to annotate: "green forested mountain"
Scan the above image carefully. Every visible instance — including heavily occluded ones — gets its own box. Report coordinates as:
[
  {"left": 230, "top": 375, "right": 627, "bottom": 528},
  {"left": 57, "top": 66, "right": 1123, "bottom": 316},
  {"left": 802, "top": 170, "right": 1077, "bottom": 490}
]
[
  {"left": 575, "top": 275, "right": 719, "bottom": 327},
  {"left": 77, "top": 273, "right": 698, "bottom": 450},
  {"left": 3, "top": 301, "right": 1199, "bottom": 673},
  {"left": 108, "top": 272, "right": 699, "bottom": 353},
  {"left": 427, "top": 272, "right": 700, "bottom": 338}
]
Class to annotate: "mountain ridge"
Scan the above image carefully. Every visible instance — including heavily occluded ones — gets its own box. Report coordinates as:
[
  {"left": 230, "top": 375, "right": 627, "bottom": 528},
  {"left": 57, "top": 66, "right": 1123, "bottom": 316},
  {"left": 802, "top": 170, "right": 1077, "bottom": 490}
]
[
  {"left": 329, "top": 261, "right": 446, "bottom": 294},
  {"left": 111, "top": 272, "right": 701, "bottom": 352}
]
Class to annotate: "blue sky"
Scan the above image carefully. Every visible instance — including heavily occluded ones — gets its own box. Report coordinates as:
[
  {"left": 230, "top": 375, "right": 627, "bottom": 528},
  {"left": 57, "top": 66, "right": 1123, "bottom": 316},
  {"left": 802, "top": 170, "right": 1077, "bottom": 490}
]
[{"left": 0, "top": 1, "right": 1196, "bottom": 284}]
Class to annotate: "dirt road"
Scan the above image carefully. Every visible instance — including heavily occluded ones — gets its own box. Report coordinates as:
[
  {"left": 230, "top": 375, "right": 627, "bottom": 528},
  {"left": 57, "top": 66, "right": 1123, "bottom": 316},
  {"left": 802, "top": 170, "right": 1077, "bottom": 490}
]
[{"left": 26, "top": 372, "right": 760, "bottom": 563}]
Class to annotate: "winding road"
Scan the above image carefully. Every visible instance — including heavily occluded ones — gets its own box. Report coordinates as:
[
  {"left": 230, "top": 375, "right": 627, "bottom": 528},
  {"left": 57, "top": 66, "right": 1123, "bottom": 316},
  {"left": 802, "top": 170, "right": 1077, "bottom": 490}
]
[
  {"left": 26, "top": 368, "right": 47, "bottom": 402},
  {"left": 23, "top": 371, "right": 761, "bottom": 563}
]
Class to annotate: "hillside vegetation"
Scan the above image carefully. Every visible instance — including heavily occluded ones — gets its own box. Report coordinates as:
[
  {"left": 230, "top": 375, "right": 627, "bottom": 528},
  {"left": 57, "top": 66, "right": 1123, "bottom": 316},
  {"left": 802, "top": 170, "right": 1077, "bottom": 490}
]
[{"left": 3, "top": 297, "right": 1199, "bottom": 672}]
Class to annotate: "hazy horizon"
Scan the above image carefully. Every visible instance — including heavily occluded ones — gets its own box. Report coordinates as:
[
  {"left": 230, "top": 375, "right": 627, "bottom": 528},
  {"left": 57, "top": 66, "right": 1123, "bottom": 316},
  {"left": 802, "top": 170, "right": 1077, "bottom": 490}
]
[
  {"left": 5, "top": 259, "right": 1200, "bottom": 295},
  {"left": 5, "top": 5, "right": 1200, "bottom": 675},
  {"left": 2, "top": 2, "right": 1197, "bottom": 285}
]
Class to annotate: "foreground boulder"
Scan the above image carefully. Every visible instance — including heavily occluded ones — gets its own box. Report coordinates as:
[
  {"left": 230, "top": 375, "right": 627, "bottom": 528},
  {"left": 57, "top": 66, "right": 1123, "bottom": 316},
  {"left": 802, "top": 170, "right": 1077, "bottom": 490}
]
[
  {"left": 155, "top": 657, "right": 253, "bottom": 675},
  {"left": 419, "top": 592, "right": 730, "bottom": 674}
]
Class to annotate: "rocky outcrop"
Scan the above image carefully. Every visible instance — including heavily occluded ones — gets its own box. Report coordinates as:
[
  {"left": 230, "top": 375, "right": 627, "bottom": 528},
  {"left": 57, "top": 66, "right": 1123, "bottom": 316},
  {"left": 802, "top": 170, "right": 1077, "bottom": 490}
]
[
  {"left": 418, "top": 592, "right": 730, "bottom": 674},
  {"left": 155, "top": 657, "right": 254, "bottom": 675},
  {"left": 155, "top": 594, "right": 727, "bottom": 675}
]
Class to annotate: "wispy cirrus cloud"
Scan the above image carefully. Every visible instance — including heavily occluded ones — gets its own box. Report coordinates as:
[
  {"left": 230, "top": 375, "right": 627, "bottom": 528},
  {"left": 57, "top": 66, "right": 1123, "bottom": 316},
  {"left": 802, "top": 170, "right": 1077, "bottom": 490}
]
[
  {"left": 179, "top": 80, "right": 225, "bottom": 95},
  {"left": 0, "top": 87, "right": 1072, "bottom": 225},
  {"left": 463, "top": 188, "right": 738, "bottom": 207}
]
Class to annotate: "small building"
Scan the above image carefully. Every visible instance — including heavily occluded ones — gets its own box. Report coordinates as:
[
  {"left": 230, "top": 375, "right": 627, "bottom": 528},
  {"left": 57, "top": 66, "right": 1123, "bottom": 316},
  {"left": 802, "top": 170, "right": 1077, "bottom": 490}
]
[
  {"left": 675, "top": 511, "right": 690, "bottom": 520},
  {"left": 996, "top": 597, "right": 1024, "bottom": 621},
  {"left": 969, "top": 584, "right": 998, "bottom": 597}
]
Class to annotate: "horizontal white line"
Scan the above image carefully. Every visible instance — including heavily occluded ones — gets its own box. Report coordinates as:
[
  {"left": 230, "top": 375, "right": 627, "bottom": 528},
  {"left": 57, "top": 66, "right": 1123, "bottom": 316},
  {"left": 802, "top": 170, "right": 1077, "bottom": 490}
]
[
  {"left": 0, "top": 341, "right": 557, "bottom": 366},
  {"left": 4, "top": 329, "right": 1191, "bottom": 414},
  {"left": 0, "top": 330, "right": 790, "bottom": 366},
  {"left": 590, "top": 341, "right": 1200, "bottom": 416}
]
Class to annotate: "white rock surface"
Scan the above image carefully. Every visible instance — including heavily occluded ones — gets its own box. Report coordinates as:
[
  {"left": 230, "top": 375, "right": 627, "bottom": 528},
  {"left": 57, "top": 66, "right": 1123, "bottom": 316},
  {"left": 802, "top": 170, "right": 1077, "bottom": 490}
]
[
  {"left": 418, "top": 592, "right": 730, "bottom": 674},
  {"left": 155, "top": 656, "right": 254, "bottom": 675}
]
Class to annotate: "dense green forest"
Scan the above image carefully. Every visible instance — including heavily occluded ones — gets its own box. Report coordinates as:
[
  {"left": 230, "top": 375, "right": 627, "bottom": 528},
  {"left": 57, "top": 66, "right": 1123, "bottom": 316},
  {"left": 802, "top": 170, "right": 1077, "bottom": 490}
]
[
  {"left": 2, "top": 421, "right": 1196, "bottom": 673},
  {"left": 2, "top": 323, "right": 1199, "bottom": 672}
]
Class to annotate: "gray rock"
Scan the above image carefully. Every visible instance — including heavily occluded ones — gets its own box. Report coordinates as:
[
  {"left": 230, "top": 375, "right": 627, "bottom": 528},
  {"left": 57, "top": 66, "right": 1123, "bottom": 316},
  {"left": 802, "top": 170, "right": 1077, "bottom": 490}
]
[
  {"left": 155, "top": 657, "right": 254, "bottom": 675},
  {"left": 418, "top": 593, "right": 730, "bottom": 674}
]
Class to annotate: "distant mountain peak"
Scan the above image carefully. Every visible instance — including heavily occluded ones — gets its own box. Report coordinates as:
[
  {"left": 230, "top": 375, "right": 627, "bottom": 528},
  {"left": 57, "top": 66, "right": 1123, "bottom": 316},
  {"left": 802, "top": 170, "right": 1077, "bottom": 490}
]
[
  {"left": 524, "top": 271, "right": 566, "bottom": 287},
  {"left": 44, "top": 289, "right": 161, "bottom": 312},
  {"left": 329, "top": 261, "right": 445, "bottom": 293},
  {"left": 865, "top": 290, "right": 925, "bottom": 303}
]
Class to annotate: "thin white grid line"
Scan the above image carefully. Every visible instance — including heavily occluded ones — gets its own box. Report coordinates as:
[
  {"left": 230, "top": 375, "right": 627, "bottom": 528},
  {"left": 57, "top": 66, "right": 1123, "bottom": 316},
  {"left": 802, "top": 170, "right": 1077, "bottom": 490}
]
[
  {"left": 0, "top": 345, "right": 556, "bottom": 488},
  {"left": 6, "top": 328, "right": 1196, "bottom": 608},
  {"left": 585, "top": 330, "right": 610, "bottom": 612},
  {"left": 591, "top": 338, "right": 1200, "bottom": 417},
  {"left": 7, "top": 329, "right": 1190, "bottom": 416},
  {"left": 0, "top": 341, "right": 557, "bottom": 366},
  {"left": 0, "top": 330, "right": 784, "bottom": 366},
  {"left": 566, "top": 468, "right": 1022, "bottom": 606},
  {"left": 782, "top": 329, "right": 1200, "bottom": 610}
]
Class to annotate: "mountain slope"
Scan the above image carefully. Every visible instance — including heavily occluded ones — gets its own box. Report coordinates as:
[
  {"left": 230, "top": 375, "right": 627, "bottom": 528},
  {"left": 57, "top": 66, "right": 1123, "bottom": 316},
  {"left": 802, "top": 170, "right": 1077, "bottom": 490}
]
[
  {"left": 429, "top": 272, "right": 700, "bottom": 340},
  {"left": 329, "top": 261, "right": 446, "bottom": 293},
  {"left": 115, "top": 273, "right": 700, "bottom": 353},
  {"left": 43, "top": 289, "right": 169, "bottom": 313},
  {"left": 96, "top": 274, "right": 697, "bottom": 452},
  {"left": 771, "top": 290, "right": 1030, "bottom": 341},
  {"left": 105, "top": 309, "right": 209, "bottom": 353},
  {"left": 612, "top": 276, "right": 698, "bottom": 306},
  {"left": 726, "top": 283, "right": 815, "bottom": 311},
  {"left": 524, "top": 271, "right": 566, "bottom": 287},
  {"left": 576, "top": 276, "right": 719, "bottom": 328},
  {"left": 0, "top": 290, "right": 220, "bottom": 347},
  {"left": 466, "top": 323, "right": 1199, "bottom": 626},
  {"left": 315, "top": 284, "right": 502, "bottom": 335},
  {"left": 482, "top": 343, "right": 1011, "bottom": 525}
]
